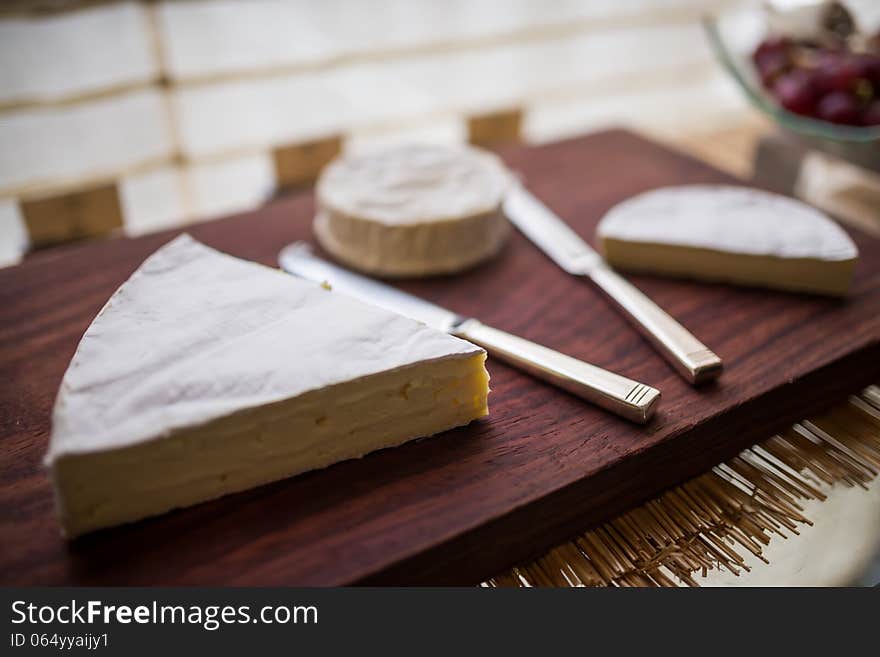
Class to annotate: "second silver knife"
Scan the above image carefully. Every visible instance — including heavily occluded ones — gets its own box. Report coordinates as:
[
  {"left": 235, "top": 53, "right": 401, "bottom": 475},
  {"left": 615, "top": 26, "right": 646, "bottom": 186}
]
[
  {"left": 503, "top": 185, "right": 723, "bottom": 385},
  {"left": 278, "top": 242, "right": 659, "bottom": 423}
]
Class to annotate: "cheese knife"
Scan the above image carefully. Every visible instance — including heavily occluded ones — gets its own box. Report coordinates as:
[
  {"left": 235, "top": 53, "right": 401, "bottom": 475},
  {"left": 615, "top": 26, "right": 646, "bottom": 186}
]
[
  {"left": 503, "top": 185, "right": 723, "bottom": 385},
  {"left": 279, "top": 243, "right": 659, "bottom": 423}
]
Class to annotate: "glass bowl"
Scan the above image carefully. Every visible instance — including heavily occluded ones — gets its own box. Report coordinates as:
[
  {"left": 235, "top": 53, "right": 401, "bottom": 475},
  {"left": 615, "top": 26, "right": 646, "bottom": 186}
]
[{"left": 703, "top": 3, "right": 880, "bottom": 172}]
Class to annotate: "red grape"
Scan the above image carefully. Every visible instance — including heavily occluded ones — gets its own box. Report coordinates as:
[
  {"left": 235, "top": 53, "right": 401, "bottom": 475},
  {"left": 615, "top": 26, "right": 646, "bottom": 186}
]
[
  {"left": 862, "top": 101, "right": 880, "bottom": 126},
  {"left": 773, "top": 70, "right": 817, "bottom": 115},
  {"left": 753, "top": 33, "right": 880, "bottom": 127},
  {"left": 753, "top": 37, "right": 792, "bottom": 86},
  {"left": 853, "top": 54, "right": 880, "bottom": 86},
  {"left": 753, "top": 36, "right": 791, "bottom": 60},
  {"left": 816, "top": 91, "right": 861, "bottom": 124},
  {"left": 816, "top": 55, "right": 864, "bottom": 93},
  {"left": 756, "top": 50, "right": 790, "bottom": 86}
]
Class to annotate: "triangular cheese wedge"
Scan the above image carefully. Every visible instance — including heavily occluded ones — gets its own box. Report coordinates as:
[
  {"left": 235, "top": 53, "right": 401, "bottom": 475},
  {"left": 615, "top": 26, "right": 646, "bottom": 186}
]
[
  {"left": 47, "top": 235, "right": 488, "bottom": 538},
  {"left": 597, "top": 185, "right": 858, "bottom": 296}
]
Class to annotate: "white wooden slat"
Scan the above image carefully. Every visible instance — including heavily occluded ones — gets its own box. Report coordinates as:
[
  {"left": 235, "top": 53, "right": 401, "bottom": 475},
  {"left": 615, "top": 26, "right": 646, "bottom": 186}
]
[
  {"left": 188, "top": 153, "right": 276, "bottom": 221},
  {"left": 525, "top": 71, "right": 750, "bottom": 144},
  {"left": 173, "top": 21, "right": 713, "bottom": 158},
  {"left": 158, "top": 0, "right": 732, "bottom": 81},
  {"left": 344, "top": 117, "right": 467, "bottom": 156},
  {"left": 0, "top": 200, "right": 27, "bottom": 268},
  {"left": 122, "top": 153, "right": 280, "bottom": 239},
  {"left": 120, "top": 166, "right": 188, "bottom": 237},
  {"left": 0, "top": 2, "right": 158, "bottom": 106},
  {"left": 0, "top": 88, "right": 173, "bottom": 196}
]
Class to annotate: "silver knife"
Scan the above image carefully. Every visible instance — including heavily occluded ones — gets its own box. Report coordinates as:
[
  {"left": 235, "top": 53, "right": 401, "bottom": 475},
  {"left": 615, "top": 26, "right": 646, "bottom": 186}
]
[
  {"left": 503, "top": 185, "right": 722, "bottom": 385},
  {"left": 279, "top": 243, "right": 659, "bottom": 423}
]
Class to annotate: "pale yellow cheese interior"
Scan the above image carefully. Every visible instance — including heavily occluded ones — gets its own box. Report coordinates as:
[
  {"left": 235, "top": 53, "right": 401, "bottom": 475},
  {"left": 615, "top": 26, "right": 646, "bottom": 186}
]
[
  {"left": 52, "top": 353, "right": 488, "bottom": 538},
  {"left": 602, "top": 238, "right": 856, "bottom": 296}
]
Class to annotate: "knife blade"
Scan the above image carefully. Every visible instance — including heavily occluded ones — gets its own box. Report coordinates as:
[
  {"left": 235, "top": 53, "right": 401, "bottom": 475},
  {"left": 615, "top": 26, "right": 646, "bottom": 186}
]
[
  {"left": 278, "top": 242, "right": 659, "bottom": 423},
  {"left": 503, "top": 185, "right": 722, "bottom": 385}
]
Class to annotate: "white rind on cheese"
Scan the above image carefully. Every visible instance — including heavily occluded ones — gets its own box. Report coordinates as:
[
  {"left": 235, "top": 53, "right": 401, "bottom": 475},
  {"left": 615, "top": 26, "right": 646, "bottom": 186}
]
[
  {"left": 597, "top": 185, "right": 858, "bottom": 296},
  {"left": 46, "top": 234, "right": 489, "bottom": 537},
  {"left": 599, "top": 185, "right": 857, "bottom": 260},
  {"left": 315, "top": 144, "right": 512, "bottom": 277}
]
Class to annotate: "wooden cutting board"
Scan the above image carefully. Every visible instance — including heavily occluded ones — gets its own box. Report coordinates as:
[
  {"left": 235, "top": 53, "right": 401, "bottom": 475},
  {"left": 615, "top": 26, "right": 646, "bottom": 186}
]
[{"left": 1, "top": 130, "right": 878, "bottom": 585}]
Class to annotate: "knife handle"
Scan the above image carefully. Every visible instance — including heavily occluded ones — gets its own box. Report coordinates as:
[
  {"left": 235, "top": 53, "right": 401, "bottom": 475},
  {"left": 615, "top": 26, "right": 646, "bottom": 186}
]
[
  {"left": 589, "top": 267, "right": 722, "bottom": 385},
  {"left": 453, "top": 319, "right": 659, "bottom": 423}
]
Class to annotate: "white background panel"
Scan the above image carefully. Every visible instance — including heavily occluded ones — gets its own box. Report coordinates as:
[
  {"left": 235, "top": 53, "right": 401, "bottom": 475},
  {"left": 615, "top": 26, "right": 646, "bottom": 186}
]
[
  {"left": 174, "top": 22, "right": 712, "bottom": 158},
  {"left": 525, "top": 72, "right": 749, "bottom": 142},
  {"left": 0, "top": 89, "right": 173, "bottom": 194},
  {"left": 188, "top": 153, "right": 276, "bottom": 221},
  {"left": 158, "top": 0, "right": 731, "bottom": 80},
  {"left": 0, "top": 200, "right": 28, "bottom": 268},
  {"left": 120, "top": 166, "right": 187, "bottom": 236},
  {"left": 344, "top": 116, "right": 467, "bottom": 155},
  {"left": 0, "top": 2, "right": 157, "bottom": 104},
  {"left": 172, "top": 72, "right": 355, "bottom": 157}
]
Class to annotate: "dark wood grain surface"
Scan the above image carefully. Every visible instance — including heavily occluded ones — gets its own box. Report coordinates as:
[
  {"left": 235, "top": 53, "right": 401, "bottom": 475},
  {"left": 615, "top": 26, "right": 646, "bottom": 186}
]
[{"left": 1, "top": 130, "right": 878, "bottom": 585}]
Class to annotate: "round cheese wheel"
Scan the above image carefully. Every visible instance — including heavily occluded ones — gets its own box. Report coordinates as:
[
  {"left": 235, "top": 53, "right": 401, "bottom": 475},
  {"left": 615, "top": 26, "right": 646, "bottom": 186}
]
[
  {"left": 597, "top": 185, "right": 858, "bottom": 296},
  {"left": 314, "top": 144, "right": 512, "bottom": 277}
]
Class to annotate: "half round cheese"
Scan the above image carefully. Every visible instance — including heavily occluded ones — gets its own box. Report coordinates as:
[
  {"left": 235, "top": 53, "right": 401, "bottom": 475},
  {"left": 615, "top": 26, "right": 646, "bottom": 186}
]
[
  {"left": 47, "top": 235, "right": 489, "bottom": 537},
  {"left": 597, "top": 185, "right": 858, "bottom": 296},
  {"left": 315, "top": 144, "right": 512, "bottom": 277}
]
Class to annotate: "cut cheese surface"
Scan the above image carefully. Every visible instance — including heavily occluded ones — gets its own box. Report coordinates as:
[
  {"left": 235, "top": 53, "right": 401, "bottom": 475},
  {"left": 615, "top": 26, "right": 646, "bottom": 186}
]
[
  {"left": 47, "top": 234, "right": 488, "bottom": 537},
  {"left": 315, "top": 144, "right": 511, "bottom": 277},
  {"left": 597, "top": 185, "right": 859, "bottom": 296}
]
